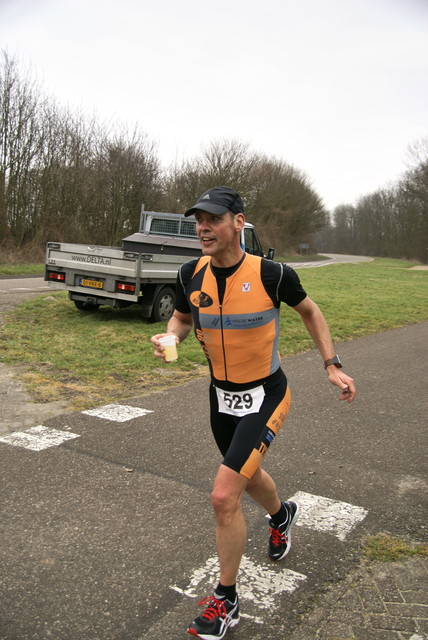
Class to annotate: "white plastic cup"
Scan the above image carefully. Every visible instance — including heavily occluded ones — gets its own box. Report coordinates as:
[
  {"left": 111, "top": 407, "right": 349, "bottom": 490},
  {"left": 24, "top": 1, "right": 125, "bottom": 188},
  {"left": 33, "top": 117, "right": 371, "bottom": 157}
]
[{"left": 158, "top": 334, "right": 178, "bottom": 362}]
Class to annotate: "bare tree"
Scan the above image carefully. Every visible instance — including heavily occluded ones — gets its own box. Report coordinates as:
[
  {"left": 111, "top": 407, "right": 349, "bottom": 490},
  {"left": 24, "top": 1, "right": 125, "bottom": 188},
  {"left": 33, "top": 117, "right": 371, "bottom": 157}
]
[
  {"left": 164, "top": 139, "right": 261, "bottom": 212},
  {"left": 0, "top": 51, "right": 43, "bottom": 247},
  {"left": 89, "top": 125, "right": 162, "bottom": 245},
  {"left": 31, "top": 102, "right": 98, "bottom": 245},
  {"left": 399, "top": 142, "right": 428, "bottom": 262},
  {"left": 164, "top": 140, "right": 326, "bottom": 255},
  {"left": 250, "top": 157, "right": 326, "bottom": 254}
]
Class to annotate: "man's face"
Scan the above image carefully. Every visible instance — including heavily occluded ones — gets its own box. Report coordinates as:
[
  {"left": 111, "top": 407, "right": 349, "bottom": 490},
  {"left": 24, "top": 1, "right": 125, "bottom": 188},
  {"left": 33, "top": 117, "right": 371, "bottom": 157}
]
[{"left": 194, "top": 211, "right": 241, "bottom": 261}]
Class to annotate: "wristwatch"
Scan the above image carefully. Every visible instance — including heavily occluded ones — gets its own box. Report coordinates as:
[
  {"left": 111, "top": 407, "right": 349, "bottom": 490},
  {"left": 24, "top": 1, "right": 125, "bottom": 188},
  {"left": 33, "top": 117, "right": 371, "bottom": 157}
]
[{"left": 324, "top": 355, "right": 342, "bottom": 369}]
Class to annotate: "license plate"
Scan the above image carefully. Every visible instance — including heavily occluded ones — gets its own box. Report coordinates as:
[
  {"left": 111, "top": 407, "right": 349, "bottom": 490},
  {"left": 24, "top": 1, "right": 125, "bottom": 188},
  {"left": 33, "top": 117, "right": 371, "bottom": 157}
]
[{"left": 79, "top": 278, "right": 103, "bottom": 289}]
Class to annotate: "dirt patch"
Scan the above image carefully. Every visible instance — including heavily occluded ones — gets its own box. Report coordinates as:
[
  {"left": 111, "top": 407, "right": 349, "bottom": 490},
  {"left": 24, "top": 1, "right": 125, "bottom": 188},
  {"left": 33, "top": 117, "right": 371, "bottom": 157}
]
[
  {"left": 0, "top": 289, "right": 70, "bottom": 436},
  {"left": 0, "top": 362, "right": 69, "bottom": 436}
]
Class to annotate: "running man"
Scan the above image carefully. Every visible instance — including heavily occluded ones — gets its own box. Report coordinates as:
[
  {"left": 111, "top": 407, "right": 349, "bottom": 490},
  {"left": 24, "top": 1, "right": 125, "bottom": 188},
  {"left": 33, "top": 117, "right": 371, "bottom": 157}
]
[{"left": 151, "top": 186, "right": 355, "bottom": 640}]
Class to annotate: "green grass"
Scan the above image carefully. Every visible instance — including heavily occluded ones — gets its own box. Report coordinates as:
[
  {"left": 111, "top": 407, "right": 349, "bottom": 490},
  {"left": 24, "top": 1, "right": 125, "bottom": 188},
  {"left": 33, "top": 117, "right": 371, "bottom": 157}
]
[
  {"left": 278, "top": 258, "right": 428, "bottom": 354},
  {"left": 0, "top": 258, "right": 427, "bottom": 410},
  {"left": 363, "top": 534, "right": 428, "bottom": 562},
  {"left": 0, "top": 263, "right": 44, "bottom": 276}
]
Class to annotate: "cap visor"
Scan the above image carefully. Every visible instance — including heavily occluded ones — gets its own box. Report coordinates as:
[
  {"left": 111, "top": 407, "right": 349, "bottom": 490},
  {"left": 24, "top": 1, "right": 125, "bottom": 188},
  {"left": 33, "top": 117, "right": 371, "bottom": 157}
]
[{"left": 184, "top": 202, "right": 229, "bottom": 217}]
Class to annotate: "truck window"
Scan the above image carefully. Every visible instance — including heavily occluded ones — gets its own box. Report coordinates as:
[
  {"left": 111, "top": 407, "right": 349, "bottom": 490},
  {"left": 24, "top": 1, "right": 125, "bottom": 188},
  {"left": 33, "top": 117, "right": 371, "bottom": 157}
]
[
  {"left": 244, "top": 227, "right": 263, "bottom": 256},
  {"left": 150, "top": 219, "right": 180, "bottom": 235},
  {"left": 180, "top": 220, "right": 197, "bottom": 237}
]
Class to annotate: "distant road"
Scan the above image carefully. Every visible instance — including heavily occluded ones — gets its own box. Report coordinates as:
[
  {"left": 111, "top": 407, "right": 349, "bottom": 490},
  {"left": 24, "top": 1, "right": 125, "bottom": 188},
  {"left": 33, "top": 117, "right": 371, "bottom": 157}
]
[
  {"left": 0, "top": 276, "right": 50, "bottom": 316},
  {"left": 0, "top": 275, "right": 48, "bottom": 293},
  {"left": 289, "top": 253, "right": 373, "bottom": 269}
]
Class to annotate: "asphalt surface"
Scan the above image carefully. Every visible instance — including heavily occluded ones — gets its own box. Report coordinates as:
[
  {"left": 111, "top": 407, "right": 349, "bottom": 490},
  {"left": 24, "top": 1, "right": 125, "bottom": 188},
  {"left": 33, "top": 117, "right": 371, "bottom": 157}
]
[{"left": 1, "top": 316, "right": 427, "bottom": 640}]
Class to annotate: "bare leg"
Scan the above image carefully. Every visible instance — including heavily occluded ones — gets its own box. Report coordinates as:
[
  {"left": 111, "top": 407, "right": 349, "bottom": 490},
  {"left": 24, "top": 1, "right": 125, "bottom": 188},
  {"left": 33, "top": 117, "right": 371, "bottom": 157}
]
[
  {"left": 245, "top": 466, "right": 282, "bottom": 515},
  {"left": 211, "top": 464, "right": 249, "bottom": 586}
]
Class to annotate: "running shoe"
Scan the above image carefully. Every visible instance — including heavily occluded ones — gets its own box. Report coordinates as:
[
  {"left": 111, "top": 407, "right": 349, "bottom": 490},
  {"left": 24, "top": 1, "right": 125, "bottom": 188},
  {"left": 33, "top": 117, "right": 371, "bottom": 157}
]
[
  {"left": 187, "top": 592, "right": 240, "bottom": 639},
  {"left": 268, "top": 500, "right": 299, "bottom": 561}
]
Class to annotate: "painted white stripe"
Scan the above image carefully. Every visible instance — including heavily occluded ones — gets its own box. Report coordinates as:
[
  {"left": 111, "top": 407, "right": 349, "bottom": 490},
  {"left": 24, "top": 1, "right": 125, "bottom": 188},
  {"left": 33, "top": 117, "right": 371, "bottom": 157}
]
[
  {"left": 289, "top": 491, "right": 368, "bottom": 541},
  {"left": 239, "top": 556, "right": 307, "bottom": 608},
  {"left": 82, "top": 404, "right": 153, "bottom": 422},
  {"left": 170, "top": 555, "right": 306, "bottom": 611},
  {"left": 240, "top": 612, "right": 264, "bottom": 625},
  {"left": 0, "top": 426, "right": 80, "bottom": 451}
]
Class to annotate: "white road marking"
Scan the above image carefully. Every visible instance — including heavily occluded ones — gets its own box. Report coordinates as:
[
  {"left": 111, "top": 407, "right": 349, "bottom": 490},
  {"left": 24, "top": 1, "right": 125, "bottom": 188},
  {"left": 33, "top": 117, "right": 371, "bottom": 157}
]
[
  {"left": 239, "top": 556, "right": 307, "bottom": 607},
  {"left": 81, "top": 404, "right": 153, "bottom": 422},
  {"left": 170, "top": 555, "right": 307, "bottom": 611},
  {"left": 240, "top": 612, "right": 264, "bottom": 624},
  {"left": 0, "top": 425, "right": 80, "bottom": 451},
  {"left": 289, "top": 491, "right": 368, "bottom": 540}
]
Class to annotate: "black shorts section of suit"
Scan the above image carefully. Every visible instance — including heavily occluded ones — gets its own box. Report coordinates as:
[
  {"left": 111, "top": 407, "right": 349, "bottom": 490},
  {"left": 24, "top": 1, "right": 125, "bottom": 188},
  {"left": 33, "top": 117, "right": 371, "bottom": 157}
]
[{"left": 210, "top": 368, "right": 288, "bottom": 476}]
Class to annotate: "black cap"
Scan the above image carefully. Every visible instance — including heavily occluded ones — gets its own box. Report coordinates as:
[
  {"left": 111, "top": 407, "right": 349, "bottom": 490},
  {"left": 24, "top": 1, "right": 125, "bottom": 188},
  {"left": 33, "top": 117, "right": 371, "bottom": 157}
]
[{"left": 184, "top": 186, "right": 244, "bottom": 217}]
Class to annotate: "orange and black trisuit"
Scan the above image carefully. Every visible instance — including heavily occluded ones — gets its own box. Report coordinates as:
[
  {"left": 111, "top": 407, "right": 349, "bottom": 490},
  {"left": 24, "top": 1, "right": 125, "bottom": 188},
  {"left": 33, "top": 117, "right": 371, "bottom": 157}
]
[{"left": 176, "top": 253, "right": 307, "bottom": 479}]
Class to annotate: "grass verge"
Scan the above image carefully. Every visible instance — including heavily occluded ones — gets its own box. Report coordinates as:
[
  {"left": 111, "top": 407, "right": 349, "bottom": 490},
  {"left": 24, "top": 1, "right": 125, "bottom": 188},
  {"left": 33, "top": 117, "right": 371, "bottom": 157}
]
[
  {"left": 0, "top": 258, "right": 427, "bottom": 410},
  {"left": 362, "top": 533, "right": 428, "bottom": 562},
  {"left": 0, "top": 263, "right": 44, "bottom": 276}
]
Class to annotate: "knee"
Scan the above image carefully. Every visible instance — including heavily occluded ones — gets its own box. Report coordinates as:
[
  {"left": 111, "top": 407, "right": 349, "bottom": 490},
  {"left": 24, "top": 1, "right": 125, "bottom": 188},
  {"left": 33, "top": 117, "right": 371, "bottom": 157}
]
[{"left": 211, "top": 487, "right": 240, "bottom": 522}]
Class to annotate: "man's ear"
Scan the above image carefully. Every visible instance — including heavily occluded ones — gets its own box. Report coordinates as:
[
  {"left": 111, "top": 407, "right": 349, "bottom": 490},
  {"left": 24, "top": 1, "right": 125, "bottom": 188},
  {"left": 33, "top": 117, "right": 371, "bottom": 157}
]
[{"left": 234, "top": 213, "right": 245, "bottom": 231}]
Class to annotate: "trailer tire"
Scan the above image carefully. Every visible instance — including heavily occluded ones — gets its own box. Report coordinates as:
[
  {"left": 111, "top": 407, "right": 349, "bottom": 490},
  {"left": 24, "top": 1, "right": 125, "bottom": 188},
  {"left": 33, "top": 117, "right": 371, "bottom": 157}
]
[
  {"left": 150, "top": 287, "right": 175, "bottom": 323},
  {"left": 74, "top": 300, "right": 100, "bottom": 312}
]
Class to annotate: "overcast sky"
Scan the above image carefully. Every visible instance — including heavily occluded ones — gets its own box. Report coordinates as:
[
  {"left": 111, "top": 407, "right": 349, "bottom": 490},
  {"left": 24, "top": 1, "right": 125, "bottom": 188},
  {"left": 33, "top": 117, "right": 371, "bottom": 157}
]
[{"left": 1, "top": 0, "right": 427, "bottom": 210}]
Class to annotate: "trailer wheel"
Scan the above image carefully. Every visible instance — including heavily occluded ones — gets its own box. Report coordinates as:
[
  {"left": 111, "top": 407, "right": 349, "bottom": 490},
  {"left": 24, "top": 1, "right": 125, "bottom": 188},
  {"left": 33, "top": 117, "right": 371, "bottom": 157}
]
[
  {"left": 150, "top": 287, "right": 175, "bottom": 323},
  {"left": 74, "top": 300, "right": 100, "bottom": 312}
]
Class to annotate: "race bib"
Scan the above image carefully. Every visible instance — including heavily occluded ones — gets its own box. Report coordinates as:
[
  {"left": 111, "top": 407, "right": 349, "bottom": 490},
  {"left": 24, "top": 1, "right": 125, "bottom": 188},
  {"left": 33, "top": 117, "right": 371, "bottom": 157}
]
[{"left": 216, "top": 385, "right": 265, "bottom": 417}]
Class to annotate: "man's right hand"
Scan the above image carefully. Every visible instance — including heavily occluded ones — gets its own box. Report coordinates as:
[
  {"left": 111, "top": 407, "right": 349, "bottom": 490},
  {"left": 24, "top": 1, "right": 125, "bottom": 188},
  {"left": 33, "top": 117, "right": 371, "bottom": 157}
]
[{"left": 150, "top": 333, "right": 176, "bottom": 362}]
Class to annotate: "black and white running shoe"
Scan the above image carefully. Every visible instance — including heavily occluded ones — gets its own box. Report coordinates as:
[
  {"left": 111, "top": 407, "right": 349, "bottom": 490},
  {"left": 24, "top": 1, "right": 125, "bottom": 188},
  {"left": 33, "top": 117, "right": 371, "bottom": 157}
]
[
  {"left": 268, "top": 500, "right": 300, "bottom": 561},
  {"left": 187, "top": 592, "right": 240, "bottom": 639}
]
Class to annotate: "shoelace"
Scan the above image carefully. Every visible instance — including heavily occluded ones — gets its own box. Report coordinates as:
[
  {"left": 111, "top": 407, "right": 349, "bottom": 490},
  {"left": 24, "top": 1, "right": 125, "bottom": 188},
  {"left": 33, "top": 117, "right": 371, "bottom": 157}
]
[
  {"left": 198, "top": 596, "right": 228, "bottom": 621},
  {"left": 269, "top": 526, "right": 288, "bottom": 546}
]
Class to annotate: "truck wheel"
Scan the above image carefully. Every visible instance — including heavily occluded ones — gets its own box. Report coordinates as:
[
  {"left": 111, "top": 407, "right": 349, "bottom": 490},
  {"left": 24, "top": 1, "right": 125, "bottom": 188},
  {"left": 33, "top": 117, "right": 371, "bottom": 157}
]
[
  {"left": 74, "top": 300, "right": 100, "bottom": 312},
  {"left": 150, "top": 287, "right": 175, "bottom": 323}
]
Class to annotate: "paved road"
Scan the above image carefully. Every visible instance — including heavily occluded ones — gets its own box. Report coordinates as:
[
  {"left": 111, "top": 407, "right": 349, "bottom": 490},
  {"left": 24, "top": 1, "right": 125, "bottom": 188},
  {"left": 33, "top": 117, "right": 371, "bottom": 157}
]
[
  {"left": 0, "top": 275, "right": 50, "bottom": 320},
  {"left": 289, "top": 253, "right": 373, "bottom": 269},
  {"left": 0, "top": 321, "right": 427, "bottom": 640}
]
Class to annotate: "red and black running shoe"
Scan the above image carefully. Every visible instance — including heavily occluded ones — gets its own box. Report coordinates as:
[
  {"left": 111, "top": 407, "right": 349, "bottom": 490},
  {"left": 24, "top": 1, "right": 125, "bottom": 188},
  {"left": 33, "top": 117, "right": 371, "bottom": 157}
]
[
  {"left": 187, "top": 592, "right": 240, "bottom": 639},
  {"left": 269, "top": 500, "right": 300, "bottom": 561}
]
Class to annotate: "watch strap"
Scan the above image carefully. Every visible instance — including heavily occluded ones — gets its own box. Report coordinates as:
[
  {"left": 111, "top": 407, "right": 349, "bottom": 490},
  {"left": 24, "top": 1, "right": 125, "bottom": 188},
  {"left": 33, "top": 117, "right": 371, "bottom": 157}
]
[{"left": 324, "top": 356, "right": 342, "bottom": 369}]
